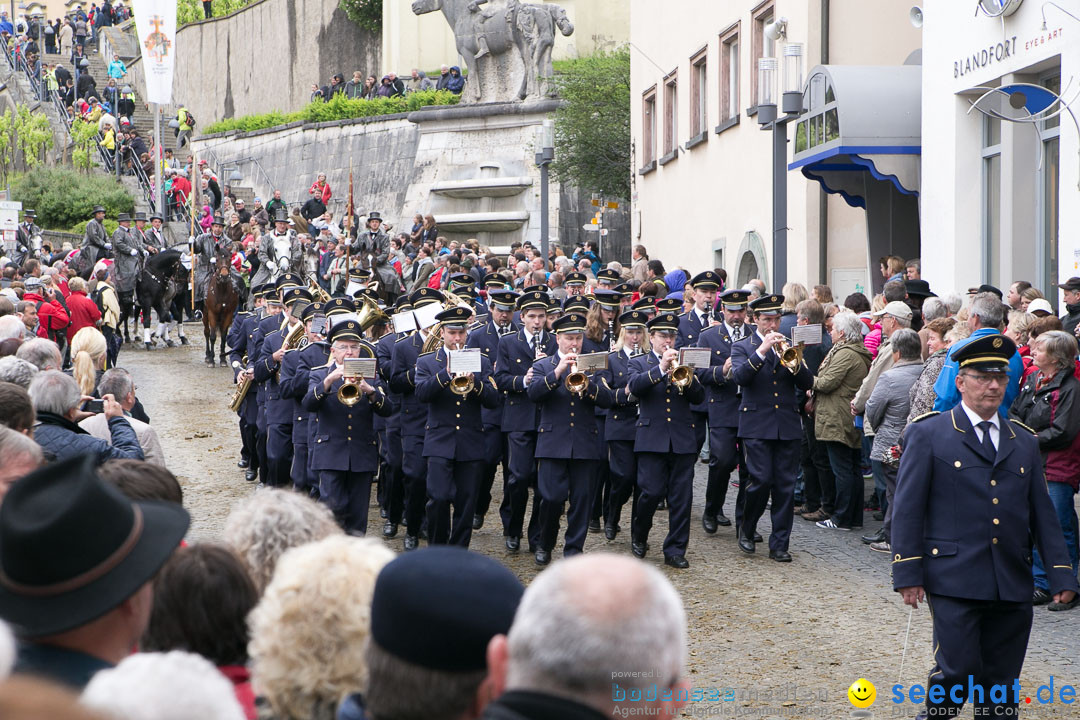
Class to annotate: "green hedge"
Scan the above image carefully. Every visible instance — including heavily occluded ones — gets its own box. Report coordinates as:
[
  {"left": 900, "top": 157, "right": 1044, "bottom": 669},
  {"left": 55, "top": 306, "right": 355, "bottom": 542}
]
[
  {"left": 11, "top": 168, "right": 134, "bottom": 232},
  {"left": 203, "top": 90, "right": 461, "bottom": 135},
  {"left": 70, "top": 218, "right": 121, "bottom": 236}
]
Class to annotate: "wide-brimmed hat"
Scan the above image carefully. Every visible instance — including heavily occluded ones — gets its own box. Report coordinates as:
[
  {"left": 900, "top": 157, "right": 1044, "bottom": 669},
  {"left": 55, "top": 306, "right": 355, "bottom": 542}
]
[
  {"left": 0, "top": 454, "right": 189, "bottom": 638},
  {"left": 90, "top": 205, "right": 106, "bottom": 216}
]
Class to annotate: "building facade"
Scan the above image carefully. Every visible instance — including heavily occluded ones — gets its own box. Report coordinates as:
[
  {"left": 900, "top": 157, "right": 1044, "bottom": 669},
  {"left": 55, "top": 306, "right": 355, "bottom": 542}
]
[
  {"left": 920, "top": 0, "right": 1076, "bottom": 305},
  {"left": 630, "top": 0, "right": 920, "bottom": 296}
]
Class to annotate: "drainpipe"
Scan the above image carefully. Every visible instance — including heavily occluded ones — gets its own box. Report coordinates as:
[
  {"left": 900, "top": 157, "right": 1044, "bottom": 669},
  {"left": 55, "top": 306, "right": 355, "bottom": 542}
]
[{"left": 818, "top": 0, "right": 829, "bottom": 285}]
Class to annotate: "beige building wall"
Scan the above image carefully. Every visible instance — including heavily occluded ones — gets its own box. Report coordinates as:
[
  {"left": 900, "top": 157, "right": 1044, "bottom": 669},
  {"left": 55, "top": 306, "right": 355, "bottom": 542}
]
[
  {"left": 630, "top": 0, "right": 920, "bottom": 294},
  {"left": 382, "top": 0, "right": 628, "bottom": 75}
]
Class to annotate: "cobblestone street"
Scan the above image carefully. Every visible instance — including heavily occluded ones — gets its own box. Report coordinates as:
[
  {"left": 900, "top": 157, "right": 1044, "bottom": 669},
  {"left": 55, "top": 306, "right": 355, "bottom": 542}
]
[{"left": 129, "top": 335, "right": 1080, "bottom": 719}]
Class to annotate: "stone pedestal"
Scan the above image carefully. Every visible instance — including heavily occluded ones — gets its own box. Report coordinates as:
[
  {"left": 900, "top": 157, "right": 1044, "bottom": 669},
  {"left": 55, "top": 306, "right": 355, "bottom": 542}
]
[{"left": 402, "top": 100, "right": 563, "bottom": 251}]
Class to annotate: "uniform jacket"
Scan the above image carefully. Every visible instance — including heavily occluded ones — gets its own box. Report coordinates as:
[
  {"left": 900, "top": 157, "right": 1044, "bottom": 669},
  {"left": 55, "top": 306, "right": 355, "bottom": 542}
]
[
  {"left": 1009, "top": 369, "right": 1080, "bottom": 490},
  {"left": 864, "top": 359, "right": 924, "bottom": 460},
  {"left": 254, "top": 321, "right": 301, "bottom": 426},
  {"left": 280, "top": 340, "right": 331, "bottom": 445},
  {"left": 527, "top": 353, "right": 613, "bottom": 459},
  {"left": 227, "top": 311, "right": 258, "bottom": 423},
  {"left": 891, "top": 408, "right": 1080, "bottom": 601},
  {"left": 812, "top": 340, "right": 872, "bottom": 447},
  {"left": 731, "top": 333, "right": 814, "bottom": 441},
  {"left": 415, "top": 347, "right": 500, "bottom": 460},
  {"left": 303, "top": 365, "right": 390, "bottom": 472},
  {"left": 675, "top": 307, "right": 714, "bottom": 349},
  {"left": 111, "top": 225, "right": 143, "bottom": 292},
  {"left": 468, "top": 319, "right": 516, "bottom": 427},
  {"left": 597, "top": 348, "right": 640, "bottom": 442},
  {"left": 376, "top": 331, "right": 403, "bottom": 430},
  {"left": 627, "top": 351, "right": 706, "bottom": 454},
  {"left": 698, "top": 323, "right": 753, "bottom": 428},
  {"left": 390, "top": 332, "right": 427, "bottom": 438},
  {"left": 495, "top": 329, "right": 556, "bottom": 432}
]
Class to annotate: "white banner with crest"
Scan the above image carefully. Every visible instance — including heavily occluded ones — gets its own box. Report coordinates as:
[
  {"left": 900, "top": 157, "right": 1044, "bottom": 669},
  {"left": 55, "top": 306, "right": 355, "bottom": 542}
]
[{"left": 131, "top": 0, "right": 176, "bottom": 104}]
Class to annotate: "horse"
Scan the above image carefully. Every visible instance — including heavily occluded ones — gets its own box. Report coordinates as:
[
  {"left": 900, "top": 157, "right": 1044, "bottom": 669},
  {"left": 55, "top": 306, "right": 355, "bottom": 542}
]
[
  {"left": 134, "top": 248, "right": 185, "bottom": 351},
  {"left": 202, "top": 244, "right": 239, "bottom": 367}
]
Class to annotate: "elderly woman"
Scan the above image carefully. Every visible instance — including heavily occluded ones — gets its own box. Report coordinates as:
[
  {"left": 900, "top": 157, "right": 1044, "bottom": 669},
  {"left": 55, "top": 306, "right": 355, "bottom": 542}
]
[
  {"left": 248, "top": 536, "right": 393, "bottom": 720},
  {"left": 907, "top": 317, "right": 957, "bottom": 422},
  {"left": 862, "top": 328, "right": 924, "bottom": 553},
  {"left": 222, "top": 488, "right": 342, "bottom": 593},
  {"left": 809, "top": 311, "right": 872, "bottom": 529},
  {"left": 1010, "top": 330, "right": 1080, "bottom": 610}
]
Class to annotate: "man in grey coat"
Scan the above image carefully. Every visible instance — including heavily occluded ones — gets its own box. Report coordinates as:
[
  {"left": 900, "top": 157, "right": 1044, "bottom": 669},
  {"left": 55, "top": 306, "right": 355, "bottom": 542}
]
[
  {"left": 350, "top": 212, "right": 400, "bottom": 303},
  {"left": 254, "top": 208, "right": 303, "bottom": 288},
  {"left": 111, "top": 213, "right": 144, "bottom": 343},
  {"left": 862, "top": 328, "right": 924, "bottom": 552},
  {"left": 80, "top": 205, "right": 110, "bottom": 278},
  {"left": 190, "top": 213, "right": 240, "bottom": 308}
]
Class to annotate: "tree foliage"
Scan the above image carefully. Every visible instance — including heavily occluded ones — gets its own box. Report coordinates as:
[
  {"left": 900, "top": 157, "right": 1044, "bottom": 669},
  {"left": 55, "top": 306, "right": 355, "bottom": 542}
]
[
  {"left": 204, "top": 89, "right": 460, "bottom": 134},
  {"left": 0, "top": 107, "right": 56, "bottom": 184},
  {"left": 70, "top": 118, "right": 102, "bottom": 172},
  {"left": 339, "top": 0, "right": 382, "bottom": 33},
  {"left": 12, "top": 168, "right": 134, "bottom": 231},
  {"left": 178, "top": 0, "right": 258, "bottom": 26},
  {"left": 550, "top": 48, "right": 631, "bottom": 201}
]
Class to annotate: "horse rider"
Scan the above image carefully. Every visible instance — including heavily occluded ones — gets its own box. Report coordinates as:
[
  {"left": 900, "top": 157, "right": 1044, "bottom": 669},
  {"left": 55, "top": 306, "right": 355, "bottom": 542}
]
[
  {"left": 80, "top": 205, "right": 110, "bottom": 277},
  {"left": 131, "top": 212, "right": 154, "bottom": 254},
  {"left": 350, "top": 212, "right": 400, "bottom": 305},
  {"left": 12, "top": 209, "right": 41, "bottom": 268},
  {"left": 145, "top": 213, "right": 167, "bottom": 253},
  {"left": 255, "top": 208, "right": 303, "bottom": 288},
  {"left": 111, "top": 213, "right": 144, "bottom": 344},
  {"left": 190, "top": 212, "right": 241, "bottom": 315}
]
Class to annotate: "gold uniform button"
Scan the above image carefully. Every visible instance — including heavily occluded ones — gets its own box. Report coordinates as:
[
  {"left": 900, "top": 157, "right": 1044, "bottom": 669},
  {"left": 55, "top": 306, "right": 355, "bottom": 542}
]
[
  {"left": 931, "top": 548, "right": 938, "bottom": 555},
  {"left": 774, "top": 392, "right": 778, "bottom": 397},
  {"left": 347, "top": 425, "right": 352, "bottom": 430},
  {"left": 569, "top": 422, "right": 574, "bottom": 427},
  {"left": 347, "top": 437, "right": 352, "bottom": 441},
  {"left": 894, "top": 554, "right": 901, "bottom": 561},
  {"left": 992, "top": 538, "right": 999, "bottom": 544},
  {"left": 993, "top": 518, "right": 1000, "bottom": 525},
  {"left": 570, "top": 412, "right": 575, "bottom": 417},
  {"left": 455, "top": 425, "right": 460, "bottom": 430},
  {"left": 774, "top": 404, "right": 779, "bottom": 409},
  {"left": 991, "top": 480, "right": 997, "bottom": 486},
  {"left": 456, "top": 401, "right": 461, "bottom": 406},
  {"left": 992, "top": 498, "right": 998, "bottom": 504},
  {"left": 954, "top": 461, "right": 962, "bottom": 468}
]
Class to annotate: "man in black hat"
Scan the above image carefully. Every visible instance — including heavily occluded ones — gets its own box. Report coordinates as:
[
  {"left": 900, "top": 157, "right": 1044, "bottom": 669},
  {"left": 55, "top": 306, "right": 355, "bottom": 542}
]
[
  {"left": 111, "top": 212, "right": 143, "bottom": 344},
  {"left": 363, "top": 547, "right": 524, "bottom": 720},
  {"left": 278, "top": 300, "right": 328, "bottom": 496},
  {"left": 79, "top": 205, "right": 110, "bottom": 279},
  {"left": 892, "top": 334, "right": 1078, "bottom": 719},
  {"left": 190, "top": 212, "right": 239, "bottom": 317},
  {"left": 303, "top": 320, "right": 390, "bottom": 534},
  {"left": 3, "top": 454, "right": 189, "bottom": 689},
  {"left": 145, "top": 212, "right": 166, "bottom": 254},
  {"left": 12, "top": 209, "right": 40, "bottom": 268},
  {"left": 1058, "top": 277, "right": 1080, "bottom": 337},
  {"left": 351, "top": 212, "right": 400, "bottom": 305},
  {"left": 254, "top": 208, "right": 301, "bottom": 290},
  {"left": 415, "top": 306, "right": 500, "bottom": 547}
]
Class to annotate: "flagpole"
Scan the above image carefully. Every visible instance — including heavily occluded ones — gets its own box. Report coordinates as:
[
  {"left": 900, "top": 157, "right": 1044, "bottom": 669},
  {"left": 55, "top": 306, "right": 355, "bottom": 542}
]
[
  {"left": 189, "top": 145, "right": 197, "bottom": 310},
  {"left": 345, "top": 156, "right": 353, "bottom": 282}
]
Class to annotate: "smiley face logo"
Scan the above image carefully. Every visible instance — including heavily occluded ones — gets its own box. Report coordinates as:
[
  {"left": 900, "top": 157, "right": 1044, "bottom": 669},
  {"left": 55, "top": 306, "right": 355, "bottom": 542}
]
[{"left": 848, "top": 678, "right": 876, "bottom": 708}]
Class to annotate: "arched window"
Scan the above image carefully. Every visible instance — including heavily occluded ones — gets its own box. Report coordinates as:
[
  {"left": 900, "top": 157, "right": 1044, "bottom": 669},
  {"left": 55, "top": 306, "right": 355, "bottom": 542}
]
[{"left": 794, "top": 71, "right": 839, "bottom": 154}]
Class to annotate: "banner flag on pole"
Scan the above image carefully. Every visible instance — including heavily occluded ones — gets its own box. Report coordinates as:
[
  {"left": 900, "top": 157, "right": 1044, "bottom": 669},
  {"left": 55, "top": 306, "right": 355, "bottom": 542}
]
[{"left": 132, "top": 0, "right": 176, "bottom": 104}]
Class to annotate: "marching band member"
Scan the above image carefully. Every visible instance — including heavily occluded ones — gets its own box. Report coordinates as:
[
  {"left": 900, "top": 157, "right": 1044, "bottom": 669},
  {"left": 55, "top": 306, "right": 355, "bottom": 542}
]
[
  {"left": 583, "top": 288, "right": 622, "bottom": 533},
  {"left": 278, "top": 301, "right": 327, "bottom": 496},
  {"left": 527, "top": 312, "right": 613, "bottom": 565},
  {"left": 415, "top": 306, "right": 501, "bottom": 547},
  {"left": 303, "top": 319, "right": 390, "bottom": 535},
  {"left": 249, "top": 278, "right": 298, "bottom": 485},
  {"left": 676, "top": 271, "right": 722, "bottom": 460},
  {"left": 596, "top": 268, "right": 621, "bottom": 290},
  {"left": 376, "top": 296, "right": 411, "bottom": 538},
  {"left": 495, "top": 290, "right": 556, "bottom": 553},
  {"left": 730, "top": 294, "right": 814, "bottom": 562},
  {"left": 254, "top": 286, "right": 312, "bottom": 488},
  {"left": 467, "top": 289, "right": 519, "bottom": 531},
  {"left": 390, "top": 288, "right": 446, "bottom": 551},
  {"left": 597, "top": 309, "right": 649, "bottom": 540},
  {"left": 627, "top": 312, "right": 705, "bottom": 569},
  {"left": 227, "top": 284, "right": 265, "bottom": 482},
  {"left": 697, "top": 288, "right": 753, "bottom": 533},
  {"left": 564, "top": 271, "right": 589, "bottom": 298}
]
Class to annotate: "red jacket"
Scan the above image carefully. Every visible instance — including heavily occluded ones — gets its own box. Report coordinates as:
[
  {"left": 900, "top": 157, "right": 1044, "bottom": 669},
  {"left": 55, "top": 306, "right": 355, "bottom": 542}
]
[
  {"left": 309, "top": 180, "right": 332, "bottom": 204},
  {"left": 65, "top": 290, "right": 102, "bottom": 341},
  {"left": 22, "top": 290, "right": 70, "bottom": 339}
]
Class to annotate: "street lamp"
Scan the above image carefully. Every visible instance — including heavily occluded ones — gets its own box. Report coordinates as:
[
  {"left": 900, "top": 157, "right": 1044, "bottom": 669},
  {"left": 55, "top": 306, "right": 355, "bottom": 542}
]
[
  {"left": 756, "top": 41, "right": 804, "bottom": 292},
  {"left": 535, "top": 118, "right": 554, "bottom": 266}
]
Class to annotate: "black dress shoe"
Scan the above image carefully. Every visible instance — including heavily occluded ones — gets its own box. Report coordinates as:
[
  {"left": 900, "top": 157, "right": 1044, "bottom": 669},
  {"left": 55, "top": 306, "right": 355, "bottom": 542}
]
[
  {"left": 753, "top": 532, "right": 763, "bottom": 543},
  {"left": 244, "top": 469, "right": 257, "bottom": 482},
  {"left": 419, "top": 527, "right": 429, "bottom": 541},
  {"left": 862, "top": 528, "right": 887, "bottom": 544},
  {"left": 403, "top": 535, "right": 418, "bottom": 551},
  {"left": 658, "top": 499, "right": 667, "bottom": 510},
  {"left": 738, "top": 536, "right": 755, "bottom": 554},
  {"left": 873, "top": 510, "right": 885, "bottom": 521},
  {"left": 702, "top": 514, "right": 718, "bottom": 534},
  {"left": 472, "top": 514, "right": 484, "bottom": 530},
  {"left": 588, "top": 518, "right": 602, "bottom": 533},
  {"left": 716, "top": 512, "right": 731, "bottom": 527},
  {"left": 1033, "top": 587, "right": 1053, "bottom": 605},
  {"left": 237, "top": 458, "right": 249, "bottom": 468},
  {"left": 535, "top": 549, "right": 551, "bottom": 566},
  {"left": 505, "top": 536, "right": 520, "bottom": 552},
  {"left": 604, "top": 524, "right": 617, "bottom": 541},
  {"left": 382, "top": 521, "right": 398, "bottom": 538},
  {"left": 380, "top": 507, "right": 388, "bottom": 519},
  {"left": 631, "top": 539, "right": 647, "bottom": 558},
  {"left": 769, "top": 549, "right": 792, "bottom": 562},
  {"left": 664, "top": 555, "right": 689, "bottom": 569}
]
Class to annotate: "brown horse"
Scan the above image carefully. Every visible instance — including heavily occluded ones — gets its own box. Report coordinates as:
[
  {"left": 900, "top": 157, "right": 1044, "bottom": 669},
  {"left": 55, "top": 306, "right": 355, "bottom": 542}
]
[{"left": 203, "top": 246, "right": 238, "bottom": 367}]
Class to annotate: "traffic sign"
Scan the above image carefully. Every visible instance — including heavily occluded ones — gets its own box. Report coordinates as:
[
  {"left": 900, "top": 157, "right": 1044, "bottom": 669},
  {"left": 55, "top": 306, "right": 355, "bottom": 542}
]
[{"left": 582, "top": 224, "right": 599, "bottom": 231}]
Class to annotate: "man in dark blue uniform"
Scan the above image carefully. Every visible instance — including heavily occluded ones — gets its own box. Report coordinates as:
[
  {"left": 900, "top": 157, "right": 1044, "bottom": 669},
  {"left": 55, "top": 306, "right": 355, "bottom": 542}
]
[
  {"left": 305, "top": 299, "right": 356, "bottom": 498},
  {"left": 892, "top": 335, "right": 1079, "bottom": 719},
  {"left": 248, "top": 285, "right": 286, "bottom": 484},
  {"left": 597, "top": 309, "right": 648, "bottom": 540},
  {"left": 415, "top": 306, "right": 501, "bottom": 547},
  {"left": 697, "top": 289, "right": 753, "bottom": 533},
  {"left": 227, "top": 284, "right": 264, "bottom": 482},
  {"left": 254, "top": 286, "right": 312, "bottom": 487},
  {"left": 303, "top": 320, "right": 390, "bottom": 535},
  {"left": 495, "top": 290, "right": 556, "bottom": 553},
  {"left": 676, "top": 271, "right": 722, "bottom": 460},
  {"left": 390, "top": 288, "right": 445, "bottom": 551},
  {"left": 564, "top": 271, "right": 589, "bottom": 298},
  {"left": 468, "top": 289, "right": 518, "bottom": 531},
  {"left": 583, "top": 288, "right": 621, "bottom": 533},
  {"left": 278, "top": 301, "right": 326, "bottom": 495},
  {"left": 376, "top": 296, "right": 410, "bottom": 538},
  {"left": 730, "top": 294, "right": 814, "bottom": 562},
  {"left": 596, "top": 268, "right": 620, "bottom": 290},
  {"left": 627, "top": 312, "right": 706, "bottom": 569},
  {"left": 527, "top": 312, "right": 613, "bottom": 565}
]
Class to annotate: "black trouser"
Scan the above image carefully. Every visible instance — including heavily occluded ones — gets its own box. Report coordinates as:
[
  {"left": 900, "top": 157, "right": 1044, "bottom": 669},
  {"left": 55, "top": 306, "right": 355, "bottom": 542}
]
[
  {"left": 538, "top": 459, "right": 597, "bottom": 556},
  {"left": 319, "top": 470, "right": 373, "bottom": 535},
  {"left": 741, "top": 438, "right": 800, "bottom": 552},
  {"left": 589, "top": 416, "right": 610, "bottom": 523},
  {"left": 266, "top": 422, "right": 293, "bottom": 488},
  {"left": 507, "top": 430, "right": 543, "bottom": 550},
  {"left": 238, "top": 416, "right": 254, "bottom": 465},
  {"left": 425, "top": 458, "right": 482, "bottom": 547},
  {"left": 634, "top": 451, "right": 695, "bottom": 559},
  {"left": 606, "top": 439, "right": 637, "bottom": 530},
  {"left": 705, "top": 425, "right": 742, "bottom": 519},
  {"left": 202, "top": 0, "right": 213, "bottom": 18},
  {"left": 381, "top": 426, "right": 405, "bottom": 525},
  {"left": 402, "top": 434, "right": 427, "bottom": 537},
  {"left": 475, "top": 425, "right": 505, "bottom": 521},
  {"left": 799, "top": 419, "right": 835, "bottom": 514}
]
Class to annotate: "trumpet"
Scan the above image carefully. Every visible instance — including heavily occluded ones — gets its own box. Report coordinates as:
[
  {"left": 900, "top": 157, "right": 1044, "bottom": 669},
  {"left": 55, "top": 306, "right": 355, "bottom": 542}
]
[
  {"left": 337, "top": 370, "right": 363, "bottom": 407},
  {"left": 447, "top": 342, "right": 475, "bottom": 396},
  {"left": 565, "top": 355, "right": 588, "bottom": 396},
  {"left": 669, "top": 364, "right": 694, "bottom": 394},
  {"left": 774, "top": 338, "right": 805, "bottom": 373}
]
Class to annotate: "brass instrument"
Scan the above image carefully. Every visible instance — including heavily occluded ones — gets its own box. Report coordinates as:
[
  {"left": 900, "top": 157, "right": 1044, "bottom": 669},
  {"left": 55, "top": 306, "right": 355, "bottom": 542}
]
[
  {"left": 669, "top": 364, "right": 694, "bottom": 394},
  {"left": 228, "top": 357, "right": 252, "bottom": 412},
  {"left": 308, "top": 275, "right": 332, "bottom": 303},
  {"left": 419, "top": 294, "right": 474, "bottom": 354},
  {"left": 774, "top": 339, "right": 805, "bottom": 373},
  {"left": 356, "top": 293, "right": 389, "bottom": 332},
  {"left": 276, "top": 322, "right": 308, "bottom": 382},
  {"left": 337, "top": 368, "right": 362, "bottom": 407},
  {"left": 565, "top": 356, "right": 588, "bottom": 396},
  {"left": 631, "top": 341, "right": 642, "bottom": 357},
  {"left": 448, "top": 342, "right": 475, "bottom": 396}
]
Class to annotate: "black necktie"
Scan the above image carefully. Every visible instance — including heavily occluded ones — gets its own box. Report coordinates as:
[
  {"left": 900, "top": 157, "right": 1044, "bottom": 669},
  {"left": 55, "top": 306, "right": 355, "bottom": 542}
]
[{"left": 977, "top": 421, "right": 996, "bottom": 456}]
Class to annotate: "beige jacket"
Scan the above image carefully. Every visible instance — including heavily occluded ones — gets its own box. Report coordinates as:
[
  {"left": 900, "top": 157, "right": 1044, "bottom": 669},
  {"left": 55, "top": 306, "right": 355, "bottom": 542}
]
[{"left": 79, "top": 413, "right": 165, "bottom": 466}]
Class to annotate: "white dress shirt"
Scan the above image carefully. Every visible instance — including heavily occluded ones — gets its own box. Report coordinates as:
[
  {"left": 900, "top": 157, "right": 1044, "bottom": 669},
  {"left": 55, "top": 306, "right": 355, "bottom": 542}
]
[{"left": 961, "top": 401, "right": 1000, "bottom": 450}]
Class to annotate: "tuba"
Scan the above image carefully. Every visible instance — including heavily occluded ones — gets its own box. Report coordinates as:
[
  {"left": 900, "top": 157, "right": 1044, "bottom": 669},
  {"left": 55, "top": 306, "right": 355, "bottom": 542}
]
[
  {"left": 307, "top": 275, "right": 331, "bottom": 303},
  {"left": 774, "top": 339, "right": 805, "bottom": 373},
  {"left": 356, "top": 293, "right": 390, "bottom": 332}
]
